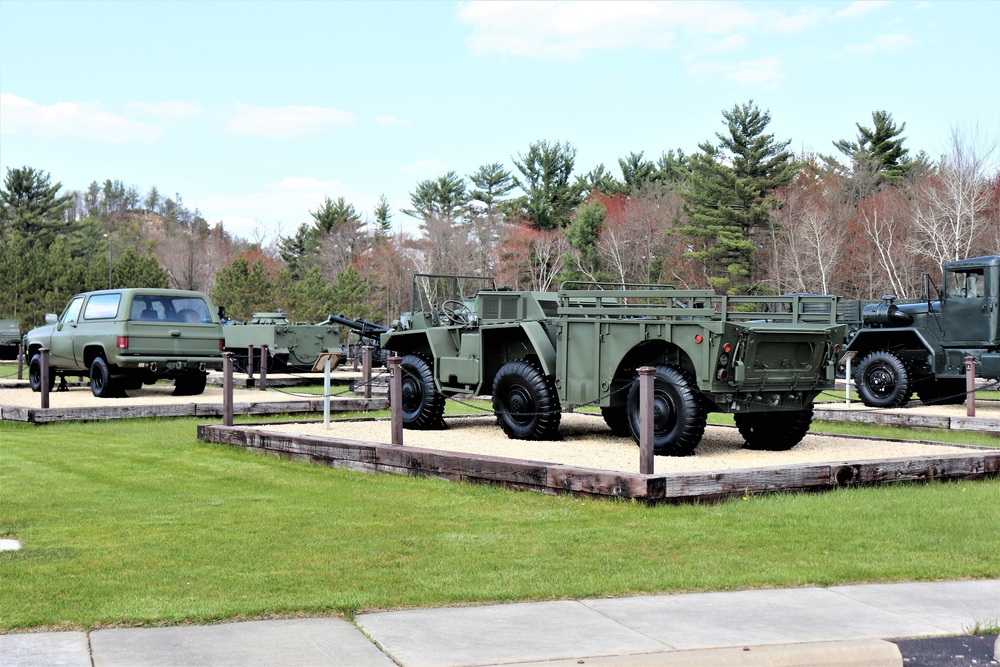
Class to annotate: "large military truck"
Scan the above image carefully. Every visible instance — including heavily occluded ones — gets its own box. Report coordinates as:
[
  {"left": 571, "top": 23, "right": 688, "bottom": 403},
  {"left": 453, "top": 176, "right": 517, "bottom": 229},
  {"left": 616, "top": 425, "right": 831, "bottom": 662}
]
[
  {"left": 841, "top": 255, "right": 1000, "bottom": 408},
  {"left": 23, "top": 289, "right": 224, "bottom": 397},
  {"left": 381, "top": 275, "right": 846, "bottom": 456},
  {"left": 0, "top": 319, "right": 20, "bottom": 360},
  {"left": 222, "top": 312, "right": 343, "bottom": 372}
]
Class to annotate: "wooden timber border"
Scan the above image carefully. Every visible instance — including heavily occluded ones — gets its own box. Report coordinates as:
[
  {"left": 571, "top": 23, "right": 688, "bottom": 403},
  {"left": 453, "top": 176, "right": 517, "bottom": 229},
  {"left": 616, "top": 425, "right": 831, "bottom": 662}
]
[
  {"left": 1, "top": 397, "right": 388, "bottom": 424},
  {"left": 197, "top": 424, "right": 1000, "bottom": 504},
  {"left": 813, "top": 406, "right": 1000, "bottom": 433}
]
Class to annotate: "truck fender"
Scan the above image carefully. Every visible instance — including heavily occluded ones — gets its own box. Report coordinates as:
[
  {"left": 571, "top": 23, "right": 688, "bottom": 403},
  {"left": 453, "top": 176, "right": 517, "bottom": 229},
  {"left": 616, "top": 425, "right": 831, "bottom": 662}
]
[
  {"left": 846, "top": 328, "right": 936, "bottom": 364},
  {"left": 520, "top": 321, "right": 557, "bottom": 376}
]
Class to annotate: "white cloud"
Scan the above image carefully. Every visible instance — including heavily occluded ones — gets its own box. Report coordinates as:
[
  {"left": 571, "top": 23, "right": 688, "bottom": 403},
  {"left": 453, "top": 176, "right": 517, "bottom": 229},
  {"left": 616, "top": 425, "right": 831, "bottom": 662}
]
[
  {"left": 835, "top": 1, "right": 890, "bottom": 19},
  {"left": 832, "top": 32, "right": 918, "bottom": 59},
  {"left": 457, "top": 0, "right": 756, "bottom": 60},
  {"left": 227, "top": 105, "right": 355, "bottom": 139},
  {"left": 201, "top": 176, "right": 379, "bottom": 241},
  {"left": 376, "top": 114, "right": 413, "bottom": 128},
  {"left": 688, "top": 56, "right": 785, "bottom": 90},
  {"left": 0, "top": 93, "right": 162, "bottom": 142}
]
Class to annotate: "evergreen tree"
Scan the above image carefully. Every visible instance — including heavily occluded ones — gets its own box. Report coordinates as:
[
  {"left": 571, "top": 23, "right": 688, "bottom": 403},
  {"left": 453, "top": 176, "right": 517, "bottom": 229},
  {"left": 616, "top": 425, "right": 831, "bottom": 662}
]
[
  {"left": 290, "top": 266, "right": 336, "bottom": 322},
  {"left": 512, "top": 140, "right": 583, "bottom": 231},
  {"left": 619, "top": 152, "right": 657, "bottom": 195},
  {"left": 834, "top": 110, "right": 914, "bottom": 192},
  {"left": 564, "top": 199, "right": 606, "bottom": 276},
  {"left": 331, "top": 265, "right": 378, "bottom": 324},
  {"left": 681, "top": 100, "right": 798, "bottom": 293},
  {"left": 373, "top": 195, "right": 393, "bottom": 237},
  {"left": 212, "top": 256, "right": 273, "bottom": 321},
  {"left": 402, "top": 171, "right": 468, "bottom": 222},
  {"left": 278, "top": 223, "right": 312, "bottom": 279},
  {"left": 576, "top": 164, "right": 622, "bottom": 196},
  {"left": 0, "top": 166, "right": 74, "bottom": 245},
  {"left": 468, "top": 163, "right": 515, "bottom": 216}
]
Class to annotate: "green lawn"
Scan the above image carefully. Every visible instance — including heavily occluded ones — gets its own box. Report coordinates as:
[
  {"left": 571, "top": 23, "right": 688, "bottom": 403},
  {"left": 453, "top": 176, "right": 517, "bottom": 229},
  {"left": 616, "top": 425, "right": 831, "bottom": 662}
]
[{"left": 1, "top": 414, "right": 998, "bottom": 632}]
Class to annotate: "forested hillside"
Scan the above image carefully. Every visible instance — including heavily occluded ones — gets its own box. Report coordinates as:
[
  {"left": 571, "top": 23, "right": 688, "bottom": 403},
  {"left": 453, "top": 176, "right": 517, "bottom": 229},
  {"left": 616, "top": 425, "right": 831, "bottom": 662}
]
[{"left": 2, "top": 101, "right": 997, "bottom": 332}]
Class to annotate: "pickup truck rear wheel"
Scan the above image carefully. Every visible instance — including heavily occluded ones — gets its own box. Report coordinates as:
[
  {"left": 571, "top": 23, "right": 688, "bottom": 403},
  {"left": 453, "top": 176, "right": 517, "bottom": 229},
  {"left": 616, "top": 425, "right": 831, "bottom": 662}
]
[
  {"left": 399, "top": 353, "right": 445, "bottom": 429},
  {"left": 90, "top": 357, "right": 123, "bottom": 398},
  {"left": 856, "top": 350, "right": 910, "bottom": 408},
  {"left": 735, "top": 407, "right": 813, "bottom": 450},
  {"left": 28, "top": 353, "right": 55, "bottom": 393},
  {"left": 174, "top": 372, "right": 208, "bottom": 396},
  {"left": 626, "top": 365, "right": 706, "bottom": 456},
  {"left": 492, "top": 359, "right": 562, "bottom": 440}
]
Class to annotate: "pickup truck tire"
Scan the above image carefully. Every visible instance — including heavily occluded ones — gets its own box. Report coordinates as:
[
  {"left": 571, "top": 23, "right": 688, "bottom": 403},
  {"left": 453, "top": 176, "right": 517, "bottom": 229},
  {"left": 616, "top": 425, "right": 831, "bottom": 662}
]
[
  {"left": 601, "top": 406, "right": 631, "bottom": 437},
  {"left": 625, "top": 365, "right": 706, "bottom": 457},
  {"left": 399, "top": 353, "right": 445, "bottom": 429},
  {"left": 28, "top": 353, "right": 55, "bottom": 393},
  {"left": 736, "top": 407, "right": 813, "bottom": 450},
  {"left": 492, "top": 359, "right": 561, "bottom": 440},
  {"left": 90, "top": 357, "right": 123, "bottom": 398},
  {"left": 916, "top": 378, "right": 967, "bottom": 405},
  {"left": 856, "top": 350, "right": 910, "bottom": 408},
  {"left": 173, "top": 373, "right": 207, "bottom": 396}
]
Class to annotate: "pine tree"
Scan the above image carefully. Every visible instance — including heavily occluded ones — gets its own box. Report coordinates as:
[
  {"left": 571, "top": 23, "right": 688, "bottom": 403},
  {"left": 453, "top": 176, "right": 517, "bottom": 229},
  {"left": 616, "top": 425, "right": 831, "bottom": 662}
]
[
  {"left": 512, "top": 140, "right": 583, "bottom": 231},
  {"left": 834, "top": 110, "right": 914, "bottom": 193},
  {"left": 0, "top": 166, "right": 74, "bottom": 245},
  {"left": 681, "top": 100, "right": 798, "bottom": 293},
  {"left": 468, "top": 163, "right": 516, "bottom": 217}
]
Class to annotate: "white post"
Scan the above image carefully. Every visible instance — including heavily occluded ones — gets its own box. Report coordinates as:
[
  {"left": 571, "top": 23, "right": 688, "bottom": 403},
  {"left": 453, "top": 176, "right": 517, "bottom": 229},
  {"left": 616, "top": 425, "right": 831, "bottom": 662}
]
[{"left": 323, "top": 357, "right": 331, "bottom": 429}]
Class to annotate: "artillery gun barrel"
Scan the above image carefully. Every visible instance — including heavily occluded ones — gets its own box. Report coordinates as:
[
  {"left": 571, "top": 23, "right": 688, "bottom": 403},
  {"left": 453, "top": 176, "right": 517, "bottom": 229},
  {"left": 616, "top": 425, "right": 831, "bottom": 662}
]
[{"left": 323, "top": 314, "right": 389, "bottom": 341}]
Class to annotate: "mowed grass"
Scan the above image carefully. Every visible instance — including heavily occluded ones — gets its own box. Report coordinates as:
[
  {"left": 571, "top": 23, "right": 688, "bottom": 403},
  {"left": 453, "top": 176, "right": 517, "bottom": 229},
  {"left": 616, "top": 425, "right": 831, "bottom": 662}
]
[{"left": 1, "top": 416, "right": 998, "bottom": 632}]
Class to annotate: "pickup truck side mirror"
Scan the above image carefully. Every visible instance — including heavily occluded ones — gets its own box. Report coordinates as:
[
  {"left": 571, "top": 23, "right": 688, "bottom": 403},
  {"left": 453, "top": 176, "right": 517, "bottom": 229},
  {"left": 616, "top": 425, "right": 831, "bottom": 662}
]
[{"left": 45, "top": 313, "right": 58, "bottom": 324}]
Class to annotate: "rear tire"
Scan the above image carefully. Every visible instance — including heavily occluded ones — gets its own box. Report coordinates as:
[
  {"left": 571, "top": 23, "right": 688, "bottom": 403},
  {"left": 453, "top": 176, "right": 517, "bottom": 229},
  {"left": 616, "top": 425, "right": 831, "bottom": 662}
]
[
  {"left": 90, "top": 357, "right": 123, "bottom": 398},
  {"left": 492, "top": 359, "right": 562, "bottom": 440},
  {"left": 625, "top": 365, "right": 706, "bottom": 456},
  {"left": 856, "top": 350, "right": 910, "bottom": 408},
  {"left": 735, "top": 408, "right": 813, "bottom": 451},
  {"left": 399, "top": 353, "right": 445, "bottom": 429},
  {"left": 28, "top": 353, "right": 55, "bottom": 393},
  {"left": 173, "top": 372, "right": 208, "bottom": 396}
]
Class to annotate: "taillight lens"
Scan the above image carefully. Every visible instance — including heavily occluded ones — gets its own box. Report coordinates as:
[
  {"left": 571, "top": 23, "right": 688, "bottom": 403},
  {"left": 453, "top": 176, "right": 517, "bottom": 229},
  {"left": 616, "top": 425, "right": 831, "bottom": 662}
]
[
  {"left": 116, "top": 336, "right": 128, "bottom": 349},
  {"left": 219, "top": 339, "right": 225, "bottom": 351},
  {"left": 723, "top": 343, "right": 731, "bottom": 353}
]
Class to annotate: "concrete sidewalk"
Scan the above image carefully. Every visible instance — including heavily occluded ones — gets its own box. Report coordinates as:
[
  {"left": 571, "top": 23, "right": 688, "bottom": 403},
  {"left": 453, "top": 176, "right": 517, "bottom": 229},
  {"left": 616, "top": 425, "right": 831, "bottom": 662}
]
[{"left": 2, "top": 580, "right": 998, "bottom": 667}]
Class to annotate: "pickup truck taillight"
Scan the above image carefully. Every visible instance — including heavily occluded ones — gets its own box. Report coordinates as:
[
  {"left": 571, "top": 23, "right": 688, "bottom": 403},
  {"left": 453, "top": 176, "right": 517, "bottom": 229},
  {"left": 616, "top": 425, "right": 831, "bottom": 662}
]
[
  {"left": 219, "top": 339, "right": 225, "bottom": 351},
  {"left": 117, "top": 336, "right": 128, "bottom": 349}
]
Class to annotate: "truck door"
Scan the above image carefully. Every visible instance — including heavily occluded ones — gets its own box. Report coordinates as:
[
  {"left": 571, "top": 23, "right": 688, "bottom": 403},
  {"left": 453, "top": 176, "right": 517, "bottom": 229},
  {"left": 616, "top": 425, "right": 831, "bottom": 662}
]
[
  {"left": 942, "top": 267, "right": 990, "bottom": 344},
  {"left": 49, "top": 296, "right": 85, "bottom": 368}
]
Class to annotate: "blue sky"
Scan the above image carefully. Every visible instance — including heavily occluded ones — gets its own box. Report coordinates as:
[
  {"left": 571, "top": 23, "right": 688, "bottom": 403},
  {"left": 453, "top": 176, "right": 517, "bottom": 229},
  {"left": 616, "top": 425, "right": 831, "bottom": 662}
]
[{"left": 2, "top": 0, "right": 998, "bottom": 241}]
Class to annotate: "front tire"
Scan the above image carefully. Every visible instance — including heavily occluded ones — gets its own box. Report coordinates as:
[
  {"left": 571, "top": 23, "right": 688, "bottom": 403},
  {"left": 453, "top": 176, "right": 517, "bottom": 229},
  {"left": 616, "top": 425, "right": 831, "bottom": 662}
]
[
  {"left": 28, "top": 353, "right": 55, "bottom": 393},
  {"left": 626, "top": 365, "right": 706, "bottom": 456},
  {"left": 492, "top": 359, "right": 561, "bottom": 440},
  {"left": 856, "top": 350, "right": 910, "bottom": 408},
  {"left": 90, "top": 357, "right": 122, "bottom": 398},
  {"left": 399, "top": 353, "right": 445, "bottom": 429},
  {"left": 735, "top": 408, "right": 814, "bottom": 451}
]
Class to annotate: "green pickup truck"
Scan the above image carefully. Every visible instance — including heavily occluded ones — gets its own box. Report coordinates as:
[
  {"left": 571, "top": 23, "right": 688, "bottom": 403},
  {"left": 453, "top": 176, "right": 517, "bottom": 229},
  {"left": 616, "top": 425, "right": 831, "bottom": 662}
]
[{"left": 22, "top": 289, "right": 225, "bottom": 397}]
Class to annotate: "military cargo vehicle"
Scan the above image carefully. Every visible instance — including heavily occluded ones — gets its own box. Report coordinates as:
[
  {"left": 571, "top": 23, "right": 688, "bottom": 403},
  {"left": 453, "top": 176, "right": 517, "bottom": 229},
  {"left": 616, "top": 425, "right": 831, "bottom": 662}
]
[
  {"left": 841, "top": 255, "right": 1000, "bottom": 408},
  {"left": 22, "top": 289, "right": 224, "bottom": 397},
  {"left": 222, "top": 312, "right": 342, "bottom": 372},
  {"left": 381, "top": 275, "right": 846, "bottom": 456},
  {"left": 0, "top": 319, "right": 20, "bottom": 359}
]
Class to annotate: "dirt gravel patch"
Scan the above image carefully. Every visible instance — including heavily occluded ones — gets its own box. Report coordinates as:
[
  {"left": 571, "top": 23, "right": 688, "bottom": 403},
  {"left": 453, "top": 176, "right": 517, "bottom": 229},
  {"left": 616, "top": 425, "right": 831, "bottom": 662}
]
[{"left": 260, "top": 413, "right": 978, "bottom": 475}]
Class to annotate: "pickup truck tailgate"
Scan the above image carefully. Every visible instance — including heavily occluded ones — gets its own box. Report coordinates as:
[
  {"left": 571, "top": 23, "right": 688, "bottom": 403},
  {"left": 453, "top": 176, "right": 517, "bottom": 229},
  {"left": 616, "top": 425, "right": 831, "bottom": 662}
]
[{"left": 124, "top": 322, "right": 222, "bottom": 358}]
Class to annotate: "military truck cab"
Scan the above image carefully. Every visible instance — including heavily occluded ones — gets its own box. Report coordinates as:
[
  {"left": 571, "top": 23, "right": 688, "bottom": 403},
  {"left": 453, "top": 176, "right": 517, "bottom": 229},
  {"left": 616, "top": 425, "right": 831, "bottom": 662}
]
[{"left": 843, "top": 255, "right": 1000, "bottom": 407}]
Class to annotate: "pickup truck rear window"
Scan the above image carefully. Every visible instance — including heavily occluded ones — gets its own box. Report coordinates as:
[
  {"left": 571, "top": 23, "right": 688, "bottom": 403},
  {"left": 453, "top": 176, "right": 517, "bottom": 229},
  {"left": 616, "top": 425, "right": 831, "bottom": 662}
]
[
  {"left": 83, "top": 294, "right": 122, "bottom": 320},
  {"left": 129, "top": 295, "right": 213, "bottom": 323}
]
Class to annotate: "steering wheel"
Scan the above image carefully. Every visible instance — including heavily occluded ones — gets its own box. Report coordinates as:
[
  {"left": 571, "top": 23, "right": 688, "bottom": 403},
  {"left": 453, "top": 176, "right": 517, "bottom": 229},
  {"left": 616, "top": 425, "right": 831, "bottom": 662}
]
[{"left": 441, "top": 299, "right": 472, "bottom": 325}]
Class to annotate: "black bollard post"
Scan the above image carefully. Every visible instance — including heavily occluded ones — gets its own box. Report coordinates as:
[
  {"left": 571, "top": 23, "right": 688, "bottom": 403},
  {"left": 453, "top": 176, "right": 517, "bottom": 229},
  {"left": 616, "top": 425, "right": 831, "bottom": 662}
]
[
  {"left": 638, "top": 366, "right": 655, "bottom": 474},
  {"left": 246, "top": 344, "right": 254, "bottom": 379},
  {"left": 16, "top": 343, "right": 24, "bottom": 380}
]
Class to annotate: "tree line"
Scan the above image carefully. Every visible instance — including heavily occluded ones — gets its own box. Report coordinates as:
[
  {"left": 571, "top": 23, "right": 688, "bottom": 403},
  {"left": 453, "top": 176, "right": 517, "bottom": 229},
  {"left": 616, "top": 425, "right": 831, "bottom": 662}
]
[{"left": 2, "top": 100, "right": 997, "bottom": 334}]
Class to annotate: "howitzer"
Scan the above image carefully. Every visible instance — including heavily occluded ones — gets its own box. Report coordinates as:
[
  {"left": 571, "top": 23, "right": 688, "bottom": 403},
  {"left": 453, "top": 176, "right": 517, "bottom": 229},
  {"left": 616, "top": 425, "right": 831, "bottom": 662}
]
[{"left": 324, "top": 314, "right": 389, "bottom": 366}]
